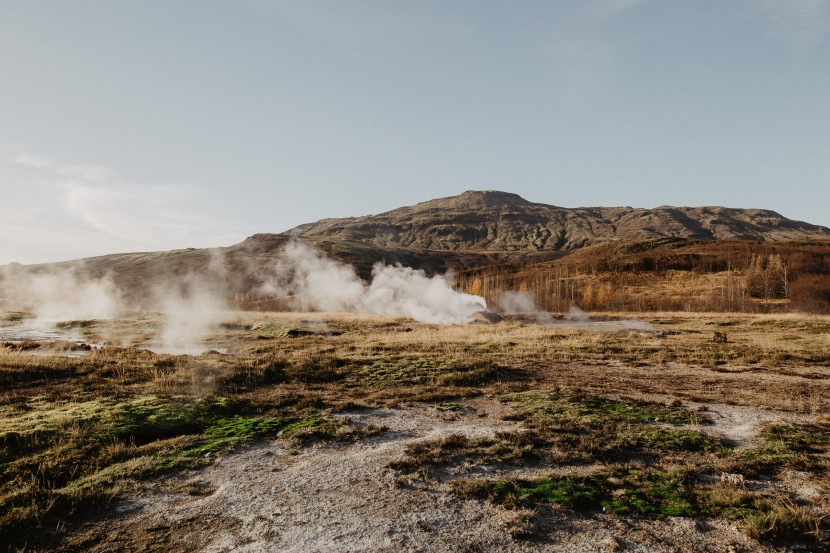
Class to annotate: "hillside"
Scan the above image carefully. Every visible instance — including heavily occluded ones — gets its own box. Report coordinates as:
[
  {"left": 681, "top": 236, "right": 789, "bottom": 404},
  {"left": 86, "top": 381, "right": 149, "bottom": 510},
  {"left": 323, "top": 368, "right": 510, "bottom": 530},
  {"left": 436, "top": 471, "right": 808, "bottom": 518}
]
[
  {"left": 3, "top": 190, "right": 830, "bottom": 313},
  {"left": 290, "top": 190, "right": 830, "bottom": 252}
]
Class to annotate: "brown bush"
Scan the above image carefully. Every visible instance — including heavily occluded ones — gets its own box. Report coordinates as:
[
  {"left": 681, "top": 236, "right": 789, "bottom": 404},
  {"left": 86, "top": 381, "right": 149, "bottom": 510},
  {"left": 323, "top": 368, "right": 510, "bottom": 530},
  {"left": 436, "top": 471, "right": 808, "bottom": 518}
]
[{"left": 790, "top": 274, "right": 830, "bottom": 313}]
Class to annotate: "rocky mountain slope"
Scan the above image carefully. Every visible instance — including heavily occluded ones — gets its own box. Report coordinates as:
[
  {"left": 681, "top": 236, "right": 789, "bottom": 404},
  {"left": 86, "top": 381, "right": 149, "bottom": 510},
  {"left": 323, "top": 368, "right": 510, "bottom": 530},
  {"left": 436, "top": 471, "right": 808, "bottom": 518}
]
[
  {"left": 3, "top": 191, "right": 828, "bottom": 309},
  {"left": 290, "top": 190, "right": 830, "bottom": 252}
]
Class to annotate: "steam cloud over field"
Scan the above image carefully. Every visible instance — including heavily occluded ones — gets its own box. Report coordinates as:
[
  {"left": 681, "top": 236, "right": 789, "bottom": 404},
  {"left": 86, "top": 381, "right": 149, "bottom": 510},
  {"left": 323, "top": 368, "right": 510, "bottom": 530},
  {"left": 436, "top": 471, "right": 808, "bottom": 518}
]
[
  {"left": 264, "top": 241, "right": 485, "bottom": 324},
  {"left": 1, "top": 267, "right": 120, "bottom": 324},
  {"left": 0, "top": 241, "right": 487, "bottom": 352}
]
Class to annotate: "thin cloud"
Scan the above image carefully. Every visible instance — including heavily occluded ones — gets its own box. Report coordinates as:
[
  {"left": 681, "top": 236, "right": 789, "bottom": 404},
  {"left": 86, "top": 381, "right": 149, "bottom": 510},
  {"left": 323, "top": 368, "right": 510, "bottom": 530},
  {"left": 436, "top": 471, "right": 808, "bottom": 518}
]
[
  {"left": 2, "top": 155, "right": 246, "bottom": 264},
  {"left": 61, "top": 180, "right": 236, "bottom": 247},
  {"left": 15, "top": 154, "right": 114, "bottom": 182}
]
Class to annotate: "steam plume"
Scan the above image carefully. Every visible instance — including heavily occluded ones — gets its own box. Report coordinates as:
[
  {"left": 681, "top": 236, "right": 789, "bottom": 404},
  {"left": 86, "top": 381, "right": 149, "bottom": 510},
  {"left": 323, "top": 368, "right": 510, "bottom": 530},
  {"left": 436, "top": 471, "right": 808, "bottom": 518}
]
[
  {"left": 265, "top": 241, "right": 486, "bottom": 324},
  {"left": 1, "top": 241, "right": 489, "bottom": 354},
  {"left": 493, "top": 290, "right": 652, "bottom": 331},
  {"left": 0, "top": 264, "right": 118, "bottom": 323},
  {"left": 494, "top": 291, "right": 554, "bottom": 324},
  {"left": 152, "top": 274, "right": 227, "bottom": 354},
  {"left": 564, "top": 306, "right": 591, "bottom": 322}
]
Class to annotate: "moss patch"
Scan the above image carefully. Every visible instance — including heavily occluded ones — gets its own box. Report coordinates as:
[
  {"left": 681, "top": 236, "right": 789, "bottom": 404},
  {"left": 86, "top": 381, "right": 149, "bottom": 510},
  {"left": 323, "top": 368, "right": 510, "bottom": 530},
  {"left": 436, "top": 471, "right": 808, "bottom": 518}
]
[
  {"left": 455, "top": 467, "right": 695, "bottom": 518},
  {"left": 734, "top": 421, "right": 830, "bottom": 475},
  {"left": 457, "top": 471, "right": 825, "bottom": 545}
]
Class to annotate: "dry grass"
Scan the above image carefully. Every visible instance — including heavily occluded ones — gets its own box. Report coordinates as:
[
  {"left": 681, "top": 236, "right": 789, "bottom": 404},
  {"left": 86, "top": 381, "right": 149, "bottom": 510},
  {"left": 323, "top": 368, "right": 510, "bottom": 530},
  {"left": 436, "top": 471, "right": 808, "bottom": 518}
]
[{"left": 1, "top": 310, "right": 829, "bottom": 550}]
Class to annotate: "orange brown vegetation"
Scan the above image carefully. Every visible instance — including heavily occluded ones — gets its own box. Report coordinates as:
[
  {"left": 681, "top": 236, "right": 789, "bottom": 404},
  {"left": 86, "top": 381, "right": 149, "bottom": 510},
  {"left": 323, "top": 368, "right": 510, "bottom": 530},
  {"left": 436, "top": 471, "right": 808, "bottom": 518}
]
[{"left": 456, "top": 238, "right": 830, "bottom": 314}]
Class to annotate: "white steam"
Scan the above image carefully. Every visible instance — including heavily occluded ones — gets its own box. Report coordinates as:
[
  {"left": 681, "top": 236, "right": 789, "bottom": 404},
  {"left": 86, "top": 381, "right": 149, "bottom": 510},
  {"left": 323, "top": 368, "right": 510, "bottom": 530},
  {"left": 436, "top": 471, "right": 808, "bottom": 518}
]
[
  {"left": 154, "top": 281, "right": 226, "bottom": 355},
  {"left": 0, "top": 241, "right": 489, "bottom": 354},
  {"left": 493, "top": 291, "right": 652, "bottom": 331},
  {"left": 564, "top": 306, "right": 591, "bottom": 323},
  {"left": 0, "top": 238, "right": 656, "bottom": 351},
  {"left": 266, "top": 241, "right": 486, "bottom": 324},
  {"left": 364, "top": 264, "right": 485, "bottom": 323},
  {"left": 494, "top": 291, "right": 554, "bottom": 324},
  {"left": 0, "top": 265, "right": 118, "bottom": 324},
  {"left": 0, "top": 261, "right": 227, "bottom": 354}
]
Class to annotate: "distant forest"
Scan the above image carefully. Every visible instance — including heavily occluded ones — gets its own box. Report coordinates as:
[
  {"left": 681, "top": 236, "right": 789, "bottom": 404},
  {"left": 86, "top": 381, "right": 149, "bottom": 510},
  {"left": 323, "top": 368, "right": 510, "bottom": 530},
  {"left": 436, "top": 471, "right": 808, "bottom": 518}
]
[{"left": 455, "top": 239, "right": 830, "bottom": 314}]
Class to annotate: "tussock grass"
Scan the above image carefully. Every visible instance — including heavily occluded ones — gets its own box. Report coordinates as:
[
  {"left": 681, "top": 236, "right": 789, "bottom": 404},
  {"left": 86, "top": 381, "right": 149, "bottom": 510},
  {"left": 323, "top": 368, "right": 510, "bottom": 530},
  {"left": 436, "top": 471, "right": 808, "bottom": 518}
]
[
  {"left": 2, "top": 310, "right": 829, "bottom": 549},
  {"left": 500, "top": 391, "right": 722, "bottom": 462}
]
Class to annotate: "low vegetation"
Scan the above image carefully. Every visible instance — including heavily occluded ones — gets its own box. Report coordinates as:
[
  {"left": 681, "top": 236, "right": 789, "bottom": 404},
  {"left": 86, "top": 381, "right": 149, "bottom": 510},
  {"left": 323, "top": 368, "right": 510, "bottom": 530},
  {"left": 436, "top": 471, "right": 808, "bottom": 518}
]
[
  {"left": 733, "top": 420, "right": 830, "bottom": 475},
  {"left": 396, "top": 396, "right": 827, "bottom": 547},
  {"left": 456, "top": 471, "right": 824, "bottom": 543},
  {"left": 0, "top": 390, "right": 382, "bottom": 549},
  {"left": 1, "top": 311, "right": 829, "bottom": 550}
]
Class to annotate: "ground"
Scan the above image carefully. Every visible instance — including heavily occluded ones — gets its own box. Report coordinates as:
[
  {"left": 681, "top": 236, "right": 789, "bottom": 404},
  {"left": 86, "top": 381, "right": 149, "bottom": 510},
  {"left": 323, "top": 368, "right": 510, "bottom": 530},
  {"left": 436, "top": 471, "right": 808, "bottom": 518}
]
[{"left": 1, "top": 311, "right": 829, "bottom": 552}]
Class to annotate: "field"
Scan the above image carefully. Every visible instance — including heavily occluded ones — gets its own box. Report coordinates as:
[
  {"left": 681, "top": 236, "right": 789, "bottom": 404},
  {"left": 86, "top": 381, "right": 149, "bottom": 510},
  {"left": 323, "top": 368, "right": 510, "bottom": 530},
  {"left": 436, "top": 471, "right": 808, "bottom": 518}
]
[{"left": 1, "top": 311, "right": 829, "bottom": 552}]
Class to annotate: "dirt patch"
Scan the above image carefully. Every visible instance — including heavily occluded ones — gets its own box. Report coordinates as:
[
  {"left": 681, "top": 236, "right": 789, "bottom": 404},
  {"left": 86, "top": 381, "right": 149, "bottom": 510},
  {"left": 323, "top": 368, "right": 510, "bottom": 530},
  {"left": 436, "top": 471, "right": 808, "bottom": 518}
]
[
  {"left": 62, "top": 400, "right": 789, "bottom": 552},
  {"left": 690, "top": 403, "right": 800, "bottom": 449}
]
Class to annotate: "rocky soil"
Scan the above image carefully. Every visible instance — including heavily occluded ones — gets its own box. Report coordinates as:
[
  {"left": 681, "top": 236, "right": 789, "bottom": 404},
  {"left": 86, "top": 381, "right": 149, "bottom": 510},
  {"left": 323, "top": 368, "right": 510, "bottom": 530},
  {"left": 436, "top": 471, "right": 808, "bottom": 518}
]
[{"left": 63, "top": 399, "right": 801, "bottom": 553}]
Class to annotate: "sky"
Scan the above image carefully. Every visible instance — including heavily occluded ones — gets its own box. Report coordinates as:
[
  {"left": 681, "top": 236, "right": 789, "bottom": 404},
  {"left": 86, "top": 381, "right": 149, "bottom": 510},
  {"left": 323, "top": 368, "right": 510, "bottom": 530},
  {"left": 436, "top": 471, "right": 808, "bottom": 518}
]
[{"left": 1, "top": 0, "right": 829, "bottom": 264}]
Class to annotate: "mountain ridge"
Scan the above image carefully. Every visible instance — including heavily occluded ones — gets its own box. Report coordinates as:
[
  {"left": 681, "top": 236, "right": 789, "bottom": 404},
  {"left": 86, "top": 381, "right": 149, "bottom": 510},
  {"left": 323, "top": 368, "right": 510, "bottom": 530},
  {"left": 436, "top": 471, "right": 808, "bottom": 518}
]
[
  {"left": 288, "top": 190, "right": 830, "bottom": 253},
  {"left": 4, "top": 190, "right": 829, "bottom": 290},
  {"left": 3, "top": 190, "right": 830, "bottom": 312}
]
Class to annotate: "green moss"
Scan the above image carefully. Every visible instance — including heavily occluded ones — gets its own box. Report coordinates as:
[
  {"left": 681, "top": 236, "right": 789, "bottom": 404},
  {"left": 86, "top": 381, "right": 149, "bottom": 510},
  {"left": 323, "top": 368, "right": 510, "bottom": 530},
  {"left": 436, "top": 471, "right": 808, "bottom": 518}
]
[
  {"left": 735, "top": 421, "right": 830, "bottom": 475},
  {"left": 206, "top": 416, "right": 289, "bottom": 440},
  {"left": 502, "top": 391, "right": 722, "bottom": 461},
  {"left": 391, "top": 393, "right": 723, "bottom": 480},
  {"left": 110, "top": 398, "right": 229, "bottom": 444},
  {"left": 761, "top": 423, "right": 830, "bottom": 451},
  {"left": 500, "top": 477, "right": 604, "bottom": 509},
  {"left": 281, "top": 414, "right": 324, "bottom": 435},
  {"left": 461, "top": 468, "right": 825, "bottom": 546},
  {"left": 389, "top": 433, "right": 537, "bottom": 476},
  {"left": 462, "top": 468, "right": 695, "bottom": 518},
  {"left": 170, "top": 415, "right": 292, "bottom": 463},
  {"left": 621, "top": 426, "right": 722, "bottom": 453},
  {"left": 280, "top": 415, "right": 384, "bottom": 446},
  {"left": 602, "top": 470, "right": 694, "bottom": 516}
]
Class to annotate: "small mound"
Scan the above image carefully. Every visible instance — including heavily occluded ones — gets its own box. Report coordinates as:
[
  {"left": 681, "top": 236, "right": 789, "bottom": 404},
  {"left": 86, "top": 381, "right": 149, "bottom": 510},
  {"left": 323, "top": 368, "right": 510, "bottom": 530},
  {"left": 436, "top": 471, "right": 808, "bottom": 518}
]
[{"left": 467, "top": 310, "right": 502, "bottom": 324}]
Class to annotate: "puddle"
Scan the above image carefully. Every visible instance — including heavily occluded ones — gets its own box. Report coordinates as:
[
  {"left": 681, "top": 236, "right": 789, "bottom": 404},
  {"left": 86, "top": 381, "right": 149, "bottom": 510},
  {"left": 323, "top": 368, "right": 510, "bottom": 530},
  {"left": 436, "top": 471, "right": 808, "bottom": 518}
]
[
  {"left": 0, "top": 325, "right": 98, "bottom": 355},
  {"left": 0, "top": 326, "right": 76, "bottom": 342}
]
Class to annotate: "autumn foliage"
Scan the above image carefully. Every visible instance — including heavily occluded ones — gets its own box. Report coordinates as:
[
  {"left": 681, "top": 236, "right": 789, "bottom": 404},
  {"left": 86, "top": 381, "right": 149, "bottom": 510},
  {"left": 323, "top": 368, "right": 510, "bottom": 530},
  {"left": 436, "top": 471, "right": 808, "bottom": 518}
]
[{"left": 456, "top": 239, "right": 830, "bottom": 314}]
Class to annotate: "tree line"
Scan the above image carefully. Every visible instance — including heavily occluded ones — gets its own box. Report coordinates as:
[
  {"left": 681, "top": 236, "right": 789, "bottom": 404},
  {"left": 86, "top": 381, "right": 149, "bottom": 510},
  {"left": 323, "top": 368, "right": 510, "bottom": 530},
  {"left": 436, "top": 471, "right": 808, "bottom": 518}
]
[{"left": 456, "top": 240, "right": 830, "bottom": 314}]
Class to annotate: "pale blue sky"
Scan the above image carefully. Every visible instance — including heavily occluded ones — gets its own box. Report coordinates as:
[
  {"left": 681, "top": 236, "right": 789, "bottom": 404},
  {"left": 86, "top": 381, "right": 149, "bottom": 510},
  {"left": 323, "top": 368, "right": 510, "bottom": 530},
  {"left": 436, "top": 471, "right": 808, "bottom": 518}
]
[{"left": 1, "top": 0, "right": 829, "bottom": 264}]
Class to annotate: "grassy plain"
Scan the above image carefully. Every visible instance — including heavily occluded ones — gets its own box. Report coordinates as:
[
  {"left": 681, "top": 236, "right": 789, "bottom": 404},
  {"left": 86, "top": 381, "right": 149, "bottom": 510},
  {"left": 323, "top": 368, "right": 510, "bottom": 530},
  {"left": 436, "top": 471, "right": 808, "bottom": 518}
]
[{"left": 1, "top": 311, "right": 829, "bottom": 551}]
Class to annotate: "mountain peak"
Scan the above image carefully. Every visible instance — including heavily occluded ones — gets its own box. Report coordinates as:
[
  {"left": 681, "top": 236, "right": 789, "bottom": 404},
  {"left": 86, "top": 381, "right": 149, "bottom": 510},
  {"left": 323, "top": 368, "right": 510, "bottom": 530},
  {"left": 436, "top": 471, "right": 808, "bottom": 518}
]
[
  {"left": 443, "top": 190, "right": 533, "bottom": 208},
  {"left": 458, "top": 190, "right": 528, "bottom": 201}
]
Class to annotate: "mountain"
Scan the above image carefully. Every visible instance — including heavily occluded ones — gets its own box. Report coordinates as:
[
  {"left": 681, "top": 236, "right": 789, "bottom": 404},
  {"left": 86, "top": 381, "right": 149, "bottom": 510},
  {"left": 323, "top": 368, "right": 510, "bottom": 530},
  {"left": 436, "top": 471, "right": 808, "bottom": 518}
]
[
  {"left": 3, "top": 190, "right": 829, "bottom": 312},
  {"left": 289, "top": 190, "right": 830, "bottom": 252}
]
